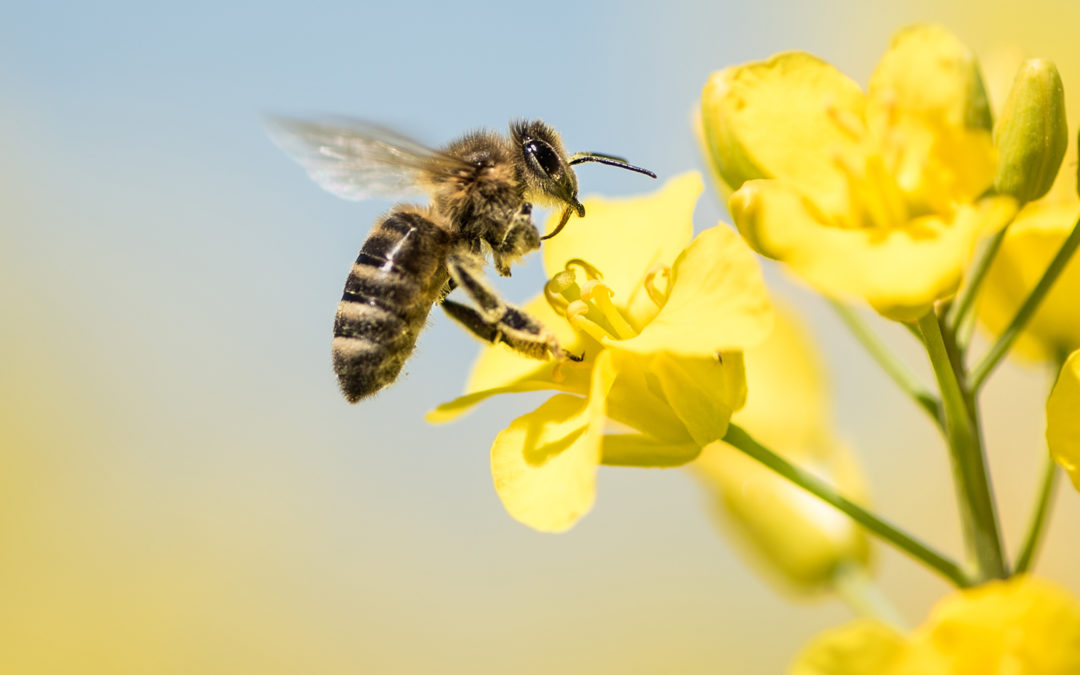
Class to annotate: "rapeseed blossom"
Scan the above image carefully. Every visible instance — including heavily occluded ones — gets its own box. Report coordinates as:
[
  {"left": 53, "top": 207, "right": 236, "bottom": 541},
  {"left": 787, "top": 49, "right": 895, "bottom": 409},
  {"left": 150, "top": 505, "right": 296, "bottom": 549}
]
[
  {"left": 429, "top": 173, "right": 773, "bottom": 531},
  {"left": 700, "top": 24, "right": 1016, "bottom": 321}
]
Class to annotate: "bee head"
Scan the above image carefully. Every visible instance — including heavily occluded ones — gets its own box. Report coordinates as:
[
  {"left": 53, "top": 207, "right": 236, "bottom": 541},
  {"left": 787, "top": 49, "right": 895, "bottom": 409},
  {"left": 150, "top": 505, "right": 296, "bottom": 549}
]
[
  {"left": 511, "top": 119, "right": 657, "bottom": 240},
  {"left": 511, "top": 120, "right": 584, "bottom": 216}
]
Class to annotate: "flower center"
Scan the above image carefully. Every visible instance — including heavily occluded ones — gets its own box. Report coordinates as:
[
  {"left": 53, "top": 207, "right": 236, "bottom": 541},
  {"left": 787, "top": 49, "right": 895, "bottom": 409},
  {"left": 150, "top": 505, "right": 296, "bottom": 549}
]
[
  {"left": 544, "top": 259, "right": 671, "bottom": 343},
  {"left": 827, "top": 102, "right": 910, "bottom": 230}
]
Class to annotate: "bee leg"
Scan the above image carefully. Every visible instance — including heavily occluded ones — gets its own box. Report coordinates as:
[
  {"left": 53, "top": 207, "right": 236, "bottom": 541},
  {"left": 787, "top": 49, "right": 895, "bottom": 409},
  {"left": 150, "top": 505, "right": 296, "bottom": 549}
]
[
  {"left": 490, "top": 202, "right": 540, "bottom": 277},
  {"left": 443, "top": 253, "right": 561, "bottom": 360}
]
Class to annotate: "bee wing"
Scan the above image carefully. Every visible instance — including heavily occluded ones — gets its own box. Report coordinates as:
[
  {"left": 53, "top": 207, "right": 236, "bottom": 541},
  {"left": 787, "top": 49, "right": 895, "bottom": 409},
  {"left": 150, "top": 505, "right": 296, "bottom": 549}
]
[{"left": 264, "top": 117, "right": 471, "bottom": 201}]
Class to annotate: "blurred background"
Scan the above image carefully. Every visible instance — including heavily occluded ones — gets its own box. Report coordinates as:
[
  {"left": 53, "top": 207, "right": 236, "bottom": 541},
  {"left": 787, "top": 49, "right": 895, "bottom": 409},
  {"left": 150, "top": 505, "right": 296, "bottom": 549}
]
[{"left": 3, "top": 1, "right": 1080, "bottom": 673}]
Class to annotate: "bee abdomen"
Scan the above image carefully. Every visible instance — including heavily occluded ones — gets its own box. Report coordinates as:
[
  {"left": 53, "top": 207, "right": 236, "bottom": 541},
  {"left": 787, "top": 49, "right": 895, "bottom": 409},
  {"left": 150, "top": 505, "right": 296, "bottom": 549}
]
[{"left": 332, "top": 207, "right": 451, "bottom": 402}]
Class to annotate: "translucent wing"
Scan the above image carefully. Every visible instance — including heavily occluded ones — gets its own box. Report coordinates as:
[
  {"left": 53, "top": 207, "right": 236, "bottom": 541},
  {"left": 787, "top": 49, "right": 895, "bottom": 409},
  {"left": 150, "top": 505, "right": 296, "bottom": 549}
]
[{"left": 264, "top": 117, "right": 472, "bottom": 201}]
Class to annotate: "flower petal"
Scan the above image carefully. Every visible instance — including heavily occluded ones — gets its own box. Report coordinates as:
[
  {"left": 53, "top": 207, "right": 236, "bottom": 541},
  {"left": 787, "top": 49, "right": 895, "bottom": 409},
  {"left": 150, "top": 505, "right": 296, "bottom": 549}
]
[
  {"left": 730, "top": 179, "right": 1016, "bottom": 321},
  {"left": 868, "top": 24, "right": 992, "bottom": 132},
  {"left": 489, "top": 351, "right": 616, "bottom": 532},
  {"left": 602, "top": 353, "right": 700, "bottom": 444},
  {"left": 790, "top": 619, "right": 908, "bottom": 675},
  {"left": 1047, "top": 350, "right": 1080, "bottom": 491},
  {"left": 599, "top": 433, "right": 701, "bottom": 467},
  {"left": 614, "top": 224, "right": 774, "bottom": 355},
  {"left": 700, "top": 51, "right": 868, "bottom": 221},
  {"left": 977, "top": 200, "right": 1080, "bottom": 361},
  {"left": 652, "top": 352, "right": 745, "bottom": 447},
  {"left": 904, "top": 576, "right": 1080, "bottom": 673},
  {"left": 541, "top": 172, "right": 699, "bottom": 328},
  {"left": 866, "top": 25, "right": 996, "bottom": 211}
]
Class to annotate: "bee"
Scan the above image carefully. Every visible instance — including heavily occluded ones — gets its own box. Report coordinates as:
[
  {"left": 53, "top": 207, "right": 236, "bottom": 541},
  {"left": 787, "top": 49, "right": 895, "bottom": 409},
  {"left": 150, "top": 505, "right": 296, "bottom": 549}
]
[{"left": 266, "top": 117, "right": 655, "bottom": 402}]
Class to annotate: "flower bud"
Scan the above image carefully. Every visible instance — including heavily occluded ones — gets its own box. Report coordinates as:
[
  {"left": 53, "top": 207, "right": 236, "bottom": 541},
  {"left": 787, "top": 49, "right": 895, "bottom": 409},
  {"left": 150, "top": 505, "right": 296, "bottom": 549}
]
[
  {"left": 695, "top": 439, "right": 871, "bottom": 592},
  {"left": 993, "top": 59, "right": 1068, "bottom": 203}
]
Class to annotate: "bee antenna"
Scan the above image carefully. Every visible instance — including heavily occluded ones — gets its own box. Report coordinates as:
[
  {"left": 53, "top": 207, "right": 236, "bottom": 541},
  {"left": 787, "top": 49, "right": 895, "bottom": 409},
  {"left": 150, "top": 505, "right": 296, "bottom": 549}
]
[{"left": 568, "top": 152, "right": 657, "bottom": 179}]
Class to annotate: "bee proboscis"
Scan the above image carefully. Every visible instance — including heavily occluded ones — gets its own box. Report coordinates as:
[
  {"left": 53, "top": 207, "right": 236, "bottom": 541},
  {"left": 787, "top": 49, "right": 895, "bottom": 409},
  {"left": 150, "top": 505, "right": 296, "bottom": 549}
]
[{"left": 266, "top": 117, "right": 655, "bottom": 401}]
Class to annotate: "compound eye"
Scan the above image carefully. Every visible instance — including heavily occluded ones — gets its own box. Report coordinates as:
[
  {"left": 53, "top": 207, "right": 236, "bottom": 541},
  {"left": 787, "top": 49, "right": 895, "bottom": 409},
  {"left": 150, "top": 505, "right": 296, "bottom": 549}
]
[{"left": 524, "top": 139, "right": 563, "bottom": 178}]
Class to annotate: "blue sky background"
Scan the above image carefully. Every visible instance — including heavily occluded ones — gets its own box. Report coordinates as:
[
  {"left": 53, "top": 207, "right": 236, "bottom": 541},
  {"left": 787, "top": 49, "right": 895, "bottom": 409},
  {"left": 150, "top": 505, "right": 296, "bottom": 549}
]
[{"left": 3, "top": 1, "right": 1079, "bottom": 673}]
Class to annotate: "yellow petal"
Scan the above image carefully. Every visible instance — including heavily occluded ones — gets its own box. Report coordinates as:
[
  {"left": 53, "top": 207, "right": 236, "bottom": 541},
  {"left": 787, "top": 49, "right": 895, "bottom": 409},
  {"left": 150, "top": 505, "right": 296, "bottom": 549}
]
[
  {"left": 600, "top": 433, "right": 701, "bottom": 467},
  {"left": 489, "top": 351, "right": 616, "bottom": 532},
  {"left": 868, "top": 24, "right": 991, "bottom": 132},
  {"left": 426, "top": 381, "right": 562, "bottom": 425},
  {"left": 1047, "top": 350, "right": 1080, "bottom": 490},
  {"left": 602, "top": 352, "right": 700, "bottom": 444},
  {"left": 795, "top": 577, "right": 1080, "bottom": 673},
  {"left": 977, "top": 200, "right": 1080, "bottom": 361},
  {"left": 790, "top": 618, "right": 908, "bottom": 675},
  {"left": 866, "top": 25, "right": 996, "bottom": 211},
  {"left": 614, "top": 224, "right": 774, "bottom": 355},
  {"left": 730, "top": 179, "right": 1016, "bottom": 321},
  {"left": 652, "top": 353, "right": 745, "bottom": 447},
  {"left": 541, "top": 172, "right": 699, "bottom": 328},
  {"left": 903, "top": 576, "right": 1080, "bottom": 675},
  {"left": 700, "top": 51, "right": 868, "bottom": 221}
]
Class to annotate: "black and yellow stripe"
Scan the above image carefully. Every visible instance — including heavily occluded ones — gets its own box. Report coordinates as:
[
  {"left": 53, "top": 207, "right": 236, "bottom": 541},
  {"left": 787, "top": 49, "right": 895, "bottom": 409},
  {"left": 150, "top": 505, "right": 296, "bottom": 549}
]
[{"left": 331, "top": 207, "right": 450, "bottom": 402}]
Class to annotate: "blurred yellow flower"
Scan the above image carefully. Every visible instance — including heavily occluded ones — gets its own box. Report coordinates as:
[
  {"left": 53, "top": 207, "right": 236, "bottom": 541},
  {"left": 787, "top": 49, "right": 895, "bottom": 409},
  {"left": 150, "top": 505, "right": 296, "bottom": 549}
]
[
  {"left": 693, "top": 304, "right": 871, "bottom": 593},
  {"left": 1047, "top": 350, "right": 1080, "bottom": 490},
  {"left": 977, "top": 200, "right": 1080, "bottom": 362},
  {"left": 429, "top": 172, "right": 774, "bottom": 532},
  {"left": 792, "top": 576, "right": 1080, "bottom": 674},
  {"left": 700, "top": 24, "right": 1015, "bottom": 321}
]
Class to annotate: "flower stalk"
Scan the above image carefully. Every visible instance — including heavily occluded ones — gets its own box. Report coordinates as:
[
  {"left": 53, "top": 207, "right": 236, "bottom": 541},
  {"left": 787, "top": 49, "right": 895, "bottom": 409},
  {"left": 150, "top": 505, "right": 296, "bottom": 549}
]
[
  {"left": 723, "top": 423, "right": 972, "bottom": 587},
  {"left": 1014, "top": 451, "right": 1060, "bottom": 574},
  {"left": 918, "top": 312, "right": 1007, "bottom": 581}
]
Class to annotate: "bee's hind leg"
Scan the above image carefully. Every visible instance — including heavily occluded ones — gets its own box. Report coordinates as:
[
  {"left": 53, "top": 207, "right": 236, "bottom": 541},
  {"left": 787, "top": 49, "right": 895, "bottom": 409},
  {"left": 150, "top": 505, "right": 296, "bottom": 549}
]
[{"left": 442, "top": 253, "right": 561, "bottom": 360}]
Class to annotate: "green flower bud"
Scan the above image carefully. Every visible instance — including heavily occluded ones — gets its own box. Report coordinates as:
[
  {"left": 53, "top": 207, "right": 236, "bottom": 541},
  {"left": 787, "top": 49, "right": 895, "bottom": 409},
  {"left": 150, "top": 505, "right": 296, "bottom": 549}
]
[{"left": 993, "top": 58, "right": 1068, "bottom": 204}]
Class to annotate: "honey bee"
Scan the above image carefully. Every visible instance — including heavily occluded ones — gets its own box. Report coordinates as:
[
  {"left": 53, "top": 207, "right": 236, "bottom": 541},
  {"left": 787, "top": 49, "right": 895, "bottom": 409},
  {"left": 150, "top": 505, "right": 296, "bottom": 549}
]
[{"left": 266, "top": 117, "right": 655, "bottom": 402}]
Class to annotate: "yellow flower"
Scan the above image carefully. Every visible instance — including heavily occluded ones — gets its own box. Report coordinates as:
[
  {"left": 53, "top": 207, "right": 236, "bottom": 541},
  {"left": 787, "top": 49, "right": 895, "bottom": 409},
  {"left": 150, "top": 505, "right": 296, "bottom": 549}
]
[
  {"left": 692, "top": 303, "right": 871, "bottom": 593},
  {"left": 429, "top": 172, "right": 774, "bottom": 532},
  {"left": 792, "top": 576, "right": 1080, "bottom": 674},
  {"left": 976, "top": 200, "right": 1080, "bottom": 362},
  {"left": 1047, "top": 350, "right": 1080, "bottom": 490},
  {"left": 700, "top": 24, "right": 1016, "bottom": 321}
]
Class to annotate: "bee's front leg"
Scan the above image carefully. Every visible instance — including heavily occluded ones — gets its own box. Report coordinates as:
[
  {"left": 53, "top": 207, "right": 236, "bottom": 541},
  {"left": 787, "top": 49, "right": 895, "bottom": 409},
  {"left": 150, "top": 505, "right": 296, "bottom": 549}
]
[
  {"left": 490, "top": 202, "right": 540, "bottom": 277},
  {"left": 443, "top": 252, "right": 562, "bottom": 360}
]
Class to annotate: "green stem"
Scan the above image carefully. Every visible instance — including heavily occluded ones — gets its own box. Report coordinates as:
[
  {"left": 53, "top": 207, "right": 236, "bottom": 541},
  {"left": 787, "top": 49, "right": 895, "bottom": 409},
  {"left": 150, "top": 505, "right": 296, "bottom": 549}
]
[
  {"left": 946, "top": 223, "right": 1012, "bottom": 341},
  {"left": 918, "top": 312, "right": 1007, "bottom": 580},
  {"left": 1014, "top": 452, "right": 1060, "bottom": 574},
  {"left": 829, "top": 299, "right": 943, "bottom": 427},
  {"left": 970, "top": 214, "right": 1080, "bottom": 391},
  {"left": 723, "top": 423, "right": 972, "bottom": 588}
]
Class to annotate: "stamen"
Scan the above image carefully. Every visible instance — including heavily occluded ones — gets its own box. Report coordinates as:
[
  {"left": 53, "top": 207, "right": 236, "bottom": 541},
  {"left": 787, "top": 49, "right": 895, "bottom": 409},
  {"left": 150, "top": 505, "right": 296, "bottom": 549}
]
[
  {"left": 564, "top": 258, "right": 604, "bottom": 280},
  {"left": 831, "top": 151, "right": 907, "bottom": 230},
  {"left": 581, "top": 280, "right": 638, "bottom": 340},
  {"left": 643, "top": 264, "right": 671, "bottom": 306},
  {"left": 543, "top": 270, "right": 577, "bottom": 316},
  {"left": 566, "top": 300, "right": 616, "bottom": 343}
]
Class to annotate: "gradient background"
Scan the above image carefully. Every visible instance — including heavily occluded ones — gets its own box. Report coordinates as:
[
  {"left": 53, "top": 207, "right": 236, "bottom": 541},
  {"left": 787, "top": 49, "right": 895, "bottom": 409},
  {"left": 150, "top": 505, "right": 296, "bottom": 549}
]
[{"left": 3, "top": 1, "right": 1080, "bottom": 673}]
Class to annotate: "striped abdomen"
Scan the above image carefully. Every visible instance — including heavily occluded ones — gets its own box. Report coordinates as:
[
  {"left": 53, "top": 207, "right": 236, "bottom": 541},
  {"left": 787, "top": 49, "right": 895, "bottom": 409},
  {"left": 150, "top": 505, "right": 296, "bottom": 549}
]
[{"left": 332, "top": 208, "right": 451, "bottom": 402}]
